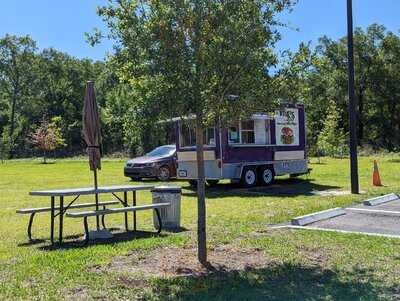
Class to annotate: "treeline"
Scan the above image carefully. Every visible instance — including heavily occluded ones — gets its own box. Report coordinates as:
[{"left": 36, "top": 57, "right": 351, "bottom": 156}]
[
  {"left": 0, "top": 35, "right": 168, "bottom": 159},
  {"left": 0, "top": 35, "right": 109, "bottom": 158},
  {"left": 1, "top": 23, "right": 399, "bottom": 159},
  {"left": 278, "top": 24, "right": 400, "bottom": 155}
]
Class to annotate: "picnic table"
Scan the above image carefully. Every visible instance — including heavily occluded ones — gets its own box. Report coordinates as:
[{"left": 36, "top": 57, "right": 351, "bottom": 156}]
[{"left": 25, "top": 185, "right": 155, "bottom": 245}]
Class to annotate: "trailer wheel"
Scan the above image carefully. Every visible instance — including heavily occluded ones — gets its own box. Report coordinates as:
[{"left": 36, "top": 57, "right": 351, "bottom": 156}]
[
  {"left": 241, "top": 167, "right": 257, "bottom": 187},
  {"left": 259, "top": 166, "right": 275, "bottom": 185}
]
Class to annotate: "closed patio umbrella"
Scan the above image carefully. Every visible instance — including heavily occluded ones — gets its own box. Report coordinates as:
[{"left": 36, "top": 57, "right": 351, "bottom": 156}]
[{"left": 83, "top": 80, "right": 102, "bottom": 230}]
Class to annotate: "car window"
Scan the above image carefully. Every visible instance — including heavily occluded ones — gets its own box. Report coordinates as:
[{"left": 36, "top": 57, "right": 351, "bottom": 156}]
[{"left": 146, "top": 146, "right": 176, "bottom": 157}]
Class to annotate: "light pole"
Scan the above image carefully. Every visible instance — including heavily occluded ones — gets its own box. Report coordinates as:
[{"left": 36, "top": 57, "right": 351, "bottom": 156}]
[{"left": 346, "top": 0, "right": 359, "bottom": 194}]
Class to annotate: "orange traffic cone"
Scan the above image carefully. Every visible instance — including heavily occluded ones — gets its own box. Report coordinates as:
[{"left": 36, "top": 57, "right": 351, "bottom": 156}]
[{"left": 372, "top": 160, "right": 382, "bottom": 186}]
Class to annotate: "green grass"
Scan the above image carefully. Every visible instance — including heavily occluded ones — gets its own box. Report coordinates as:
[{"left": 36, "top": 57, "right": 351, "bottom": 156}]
[{"left": 1, "top": 156, "right": 400, "bottom": 300}]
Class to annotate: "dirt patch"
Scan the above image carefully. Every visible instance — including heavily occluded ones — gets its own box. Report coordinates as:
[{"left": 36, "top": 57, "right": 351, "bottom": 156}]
[
  {"left": 64, "top": 284, "right": 90, "bottom": 300},
  {"left": 116, "top": 275, "right": 147, "bottom": 289},
  {"left": 299, "top": 248, "right": 331, "bottom": 265},
  {"left": 96, "top": 244, "right": 271, "bottom": 279}
]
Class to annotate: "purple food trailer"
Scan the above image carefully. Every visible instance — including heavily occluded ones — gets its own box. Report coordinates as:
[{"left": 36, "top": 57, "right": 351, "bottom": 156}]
[{"left": 173, "top": 102, "right": 308, "bottom": 187}]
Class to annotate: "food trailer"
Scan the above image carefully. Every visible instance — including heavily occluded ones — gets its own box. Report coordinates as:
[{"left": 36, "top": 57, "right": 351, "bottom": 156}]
[{"left": 174, "top": 102, "right": 308, "bottom": 187}]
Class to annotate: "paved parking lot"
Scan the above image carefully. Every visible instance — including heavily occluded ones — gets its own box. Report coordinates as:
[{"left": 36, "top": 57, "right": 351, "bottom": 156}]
[
  {"left": 286, "top": 194, "right": 400, "bottom": 237},
  {"left": 308, "top": 209, "right": 400, "bottom": 236}
]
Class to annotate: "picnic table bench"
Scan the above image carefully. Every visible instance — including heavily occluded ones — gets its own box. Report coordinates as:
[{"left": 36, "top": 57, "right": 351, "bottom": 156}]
[
  {"left": 16, "top": 200, "right": 119, "bottom": 241},
  {"left": 18, "top": 185, "right": 159, "bottom": 245},
  {"left": 67, "top": 203, "right": 171, "bottom": 245}
]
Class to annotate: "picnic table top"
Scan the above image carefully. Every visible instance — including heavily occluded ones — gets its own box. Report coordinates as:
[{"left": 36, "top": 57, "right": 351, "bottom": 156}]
[{"left": 29, "top": 185, "right": 155, "bottom": 197}]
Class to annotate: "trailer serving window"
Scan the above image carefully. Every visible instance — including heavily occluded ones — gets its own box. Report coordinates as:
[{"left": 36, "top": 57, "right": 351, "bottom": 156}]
[
  {"left": 228, "top": 126, "right": 240, "bottom": 144},
  {"left": 181, "top": 124, "right": 196, "bottom": 147},
  {"left": 228, "top": 119, "right": 271, "bottom": 145},
  {"left": 240, "top": 121, "right": 255, "bottom": 144},
  {"left": 180, "top": 123, "right": 215, "bottom": 147},
  {"left": 228, "top": 121, "right": 255, "bottom": 144},
  {"left": 204, "top": 128, "right": 216, "bottom": 145}
]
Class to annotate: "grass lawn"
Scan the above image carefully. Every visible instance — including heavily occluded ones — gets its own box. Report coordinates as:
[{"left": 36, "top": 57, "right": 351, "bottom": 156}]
[{"left": 1, "top": 156, "right": 400, "bottom": 300}]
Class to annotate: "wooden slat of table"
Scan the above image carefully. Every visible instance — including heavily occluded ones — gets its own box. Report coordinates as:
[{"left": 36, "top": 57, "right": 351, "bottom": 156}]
[{"left": 29, "top": 185, "right": 155, "bottom": 197}]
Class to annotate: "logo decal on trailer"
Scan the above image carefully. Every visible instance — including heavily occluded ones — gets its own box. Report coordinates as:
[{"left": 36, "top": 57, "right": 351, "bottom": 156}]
[
  {"left": 275, "top": 108, "right": 299, "bottom": 146},
  {"left": 178, "top": 170, "right": 187, "bottom": 177}
]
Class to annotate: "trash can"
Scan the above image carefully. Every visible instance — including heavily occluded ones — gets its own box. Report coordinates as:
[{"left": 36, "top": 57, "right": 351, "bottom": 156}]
[{"left": 152, "top": 186, "right": 182, "bottom": 230}]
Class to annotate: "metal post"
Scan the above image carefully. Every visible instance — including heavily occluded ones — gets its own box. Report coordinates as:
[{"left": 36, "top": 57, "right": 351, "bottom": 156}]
[
  {"left": 133, "top": 191, "right": 137, "bottom": 231},
  {"left": 59, "top": 196, "right": 64, "bottom": 244},
  {"left": 50, "top": 196, "right": 55, "bottom": 244},
  {"left": 347, "top": 0, "right": 359, "bottom": 194},
  {"left": 94, "top": 169, "right": 100, "bottom": 230},
  {"left": 27, "top": 213, "right": 36, "bottom": 241},
  {"left": 123, "top": 191, "right": 128, "bottom": 231}
]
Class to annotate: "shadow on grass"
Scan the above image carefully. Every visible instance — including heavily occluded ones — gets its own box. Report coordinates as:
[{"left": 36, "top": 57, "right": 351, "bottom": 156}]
[
  {"left": 18, "top": 239, "right": 47, "bottom": 246},
  {"left": 387, "top": 158, "right": 400, "bottom": 163},
  {"left": 309, "top": 161, "right": 328, "bottom": 165},
  {"left": 129, "top": 178, "right": 187, "bottom": 183},
  {"left": 39, "top": 230, "right": 168, "bottom": 251},
  {"left": 18, "top": 233, "right": 84, "bottom": 247},
  {"left": 36, "top": 227, "right": 189, "bottom": 250},
  {"left": 182, "top": 178, "right": 341, "bottom": 199},
  {"left": 150, "top": 263, "right": 392, "bottom": 301}
]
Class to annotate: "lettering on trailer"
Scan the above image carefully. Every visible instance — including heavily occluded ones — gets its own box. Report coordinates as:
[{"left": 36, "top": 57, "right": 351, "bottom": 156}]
[{"left": 275, "top": 108, "right": 299, "bottom": 146}]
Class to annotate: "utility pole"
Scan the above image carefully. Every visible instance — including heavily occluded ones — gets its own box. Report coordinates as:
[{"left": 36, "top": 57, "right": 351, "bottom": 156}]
[{"left": 346, "top": 0, "right": 359, "bottom": 194}]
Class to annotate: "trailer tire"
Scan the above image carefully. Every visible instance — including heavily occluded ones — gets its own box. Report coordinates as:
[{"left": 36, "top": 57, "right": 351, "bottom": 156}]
[
  {"left": 259, "top": 166, "right": 275, "bottom": 186},
  {"left": 241, "top": 167, "right": 257, "bottom": 187}
]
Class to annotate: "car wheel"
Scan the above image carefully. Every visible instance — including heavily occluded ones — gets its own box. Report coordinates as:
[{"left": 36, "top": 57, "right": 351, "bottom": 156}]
[
  {"left": 157, "top": 166, "right": 171, "bottom": 181},
  {"left": 259, "top": 166, "right": 275, "bottom": 185},
  {"left": 130, "top": 177, "right": 141, "bottom": 181},
  {"left": 241, "top": 167, "right": 257, "bottom": 187},
  {"left": 206, "top": 180, "right": 219, "bottom": 187}
]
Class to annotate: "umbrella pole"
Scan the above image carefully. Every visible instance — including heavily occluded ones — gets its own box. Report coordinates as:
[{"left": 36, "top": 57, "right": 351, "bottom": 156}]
[{"left": 94, "top": 169, "right": 100, "bottom": 230}]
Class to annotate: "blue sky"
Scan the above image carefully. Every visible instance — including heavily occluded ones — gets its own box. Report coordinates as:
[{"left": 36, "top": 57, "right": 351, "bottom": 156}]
[{"left": 0, "top": 0, "right": 399, "bottom": 61}]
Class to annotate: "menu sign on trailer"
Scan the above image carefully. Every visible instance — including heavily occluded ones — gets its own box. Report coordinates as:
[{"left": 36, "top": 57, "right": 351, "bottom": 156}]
[{"left": 275, "top": 108, "right": 299, "bottom": 146}]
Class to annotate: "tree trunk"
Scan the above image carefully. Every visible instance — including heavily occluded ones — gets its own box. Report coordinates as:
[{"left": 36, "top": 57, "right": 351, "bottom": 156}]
[
  {"left": 43, "top": 150, "right": 47, "bottom": 164},
  {"left": 8, "top": 91, "right": 17, "bottom": 158},
  {"left": 192, "top": 0, "right": 207, "bottom": 266},
  {"left": 9, "top": 51, "right": 19, "bottom": 159},
  {"left": 195, "top": 116, "right": 207, "bottom": 265}
]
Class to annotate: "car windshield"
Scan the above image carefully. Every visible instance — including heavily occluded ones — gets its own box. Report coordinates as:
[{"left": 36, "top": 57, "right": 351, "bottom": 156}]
[{"left": 146, "top": 146, "right": 175, "bottom": 157}]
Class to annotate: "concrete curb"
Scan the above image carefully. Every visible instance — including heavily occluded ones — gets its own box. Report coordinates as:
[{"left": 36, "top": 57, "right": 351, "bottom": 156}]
[
  {"left": 277, "top": 225, "right": 400, "bottom": 239},
  {"left": 291, "top": 207, "right": 346, "bottom": 226},
  {"left": 363, "top": 193, "right": 399, "bottom": 206},
  {"left": 347, "top": 207, "right": 400, "bottom": 217}
]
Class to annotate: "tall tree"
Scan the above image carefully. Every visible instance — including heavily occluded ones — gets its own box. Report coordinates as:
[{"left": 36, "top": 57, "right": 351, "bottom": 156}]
[
  {"left": 317, "top": 100, "right": 348, "bottom": 157},
  {"left": 95, "top": 0, "right": 295, "bottom": 264},
  {"left": 0, "top": 35, "right": 37, "bottom": 157},
  {"left": 281, "top": 24, "right": 400, "bottom": 154},
  {"left": 372, "top": 30, "right": 400, "bottom": 149},
  {"left": 35, "top": 49, "right": 104, "bottom": 153}
]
